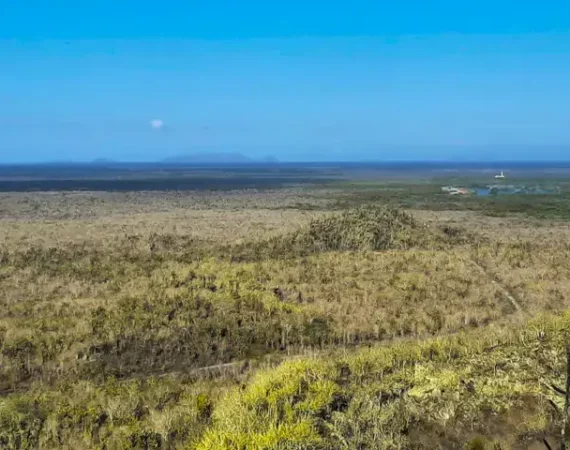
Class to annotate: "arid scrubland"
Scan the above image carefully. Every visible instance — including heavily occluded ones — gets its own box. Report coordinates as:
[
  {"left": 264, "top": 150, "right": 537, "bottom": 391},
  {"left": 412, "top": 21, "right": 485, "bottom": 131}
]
[{"left": 2, "top": 188, "right": 570, "bottom": 449}]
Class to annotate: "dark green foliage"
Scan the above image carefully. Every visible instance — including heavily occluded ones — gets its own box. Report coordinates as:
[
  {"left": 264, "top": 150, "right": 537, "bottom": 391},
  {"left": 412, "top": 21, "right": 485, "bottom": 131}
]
[
  {"left": 291, "top": 206, "right": 422, "bottom": 252},
  {"left": 0, "top": 398, "right": 47, "bottom": 449},
  {"left": 85, "top": 288, "right": 333, "bottom": 378},
  {"left": 228, "top": 206, "right": 453, "bottom": 261}
]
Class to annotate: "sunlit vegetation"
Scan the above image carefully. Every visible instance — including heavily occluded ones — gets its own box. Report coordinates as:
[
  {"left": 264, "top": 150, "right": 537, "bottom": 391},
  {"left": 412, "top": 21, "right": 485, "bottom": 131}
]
[
  {"left": 199, "top": 312, "right": 570, "bottom": 450},
  {"left": 1, "top": 185, "right": 570, "bottom": 448}
]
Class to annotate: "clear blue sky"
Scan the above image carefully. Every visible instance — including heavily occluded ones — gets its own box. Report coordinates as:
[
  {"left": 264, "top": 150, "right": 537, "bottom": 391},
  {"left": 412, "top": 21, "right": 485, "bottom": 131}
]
[{"left": 1, "top": 0, "right": 570, "bottom": 162}]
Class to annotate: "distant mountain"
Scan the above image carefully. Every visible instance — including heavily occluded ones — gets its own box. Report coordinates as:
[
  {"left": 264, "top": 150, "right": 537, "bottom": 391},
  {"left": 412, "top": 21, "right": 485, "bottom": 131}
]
[
  {"left": 260, "top": 155, "right": 280, "bottom": 163},
  {"left": 163, "top": 152, "right": 252, "bottom": 164},
  {"left": 90, "top": 158, "right": 117, "bottom": 165},
  {"left": 163, "top": 153, "right": 280, "bottom": 164}
]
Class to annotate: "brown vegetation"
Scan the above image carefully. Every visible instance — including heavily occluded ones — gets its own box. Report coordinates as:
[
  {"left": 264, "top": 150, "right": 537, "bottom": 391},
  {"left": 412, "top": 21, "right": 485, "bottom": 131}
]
[{"left": 1, "top": 188, "right": 570, "bottom": 449}]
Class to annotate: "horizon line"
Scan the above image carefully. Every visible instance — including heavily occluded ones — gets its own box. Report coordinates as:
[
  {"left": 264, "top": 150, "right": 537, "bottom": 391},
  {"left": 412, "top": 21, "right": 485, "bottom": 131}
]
[{"left": 4, "top": 159, "right": 570, "bottom": 166}]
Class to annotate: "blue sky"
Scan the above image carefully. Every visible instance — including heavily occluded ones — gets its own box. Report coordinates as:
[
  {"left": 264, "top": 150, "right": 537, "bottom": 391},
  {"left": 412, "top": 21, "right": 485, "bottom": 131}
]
[{"left": 1, "top": 1, "right": 570, "bottom": 162}]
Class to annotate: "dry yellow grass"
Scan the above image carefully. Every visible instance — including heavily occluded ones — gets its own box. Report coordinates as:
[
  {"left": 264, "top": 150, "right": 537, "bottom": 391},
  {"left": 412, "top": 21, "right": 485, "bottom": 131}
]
[
  {"left": 0, "top": 189, "right": 335, "bottom": 219},
  {"left": 412, "top": 208, "right": 570, "bottom": 243},
  {"left": 0, "top": 208, "right": 324, "bottom": 250},
  {"left": 2, "top": 190, "right": 570, "bottom": 448}
]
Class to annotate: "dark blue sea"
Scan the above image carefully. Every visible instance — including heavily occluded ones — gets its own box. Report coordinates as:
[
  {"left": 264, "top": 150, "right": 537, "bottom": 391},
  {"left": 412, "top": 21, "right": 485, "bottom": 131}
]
[{"left": 0, "top": 161, "right": 569, "bottom": 192}]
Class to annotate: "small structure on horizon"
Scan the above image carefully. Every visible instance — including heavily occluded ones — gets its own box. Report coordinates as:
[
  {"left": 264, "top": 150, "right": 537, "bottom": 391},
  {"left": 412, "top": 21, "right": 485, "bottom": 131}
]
[
  {"left": 441, "top": 186, "right": 471, "bottom": 195},
  {"left": 495, "top": 170, "right": 505, "bottom": 179}
]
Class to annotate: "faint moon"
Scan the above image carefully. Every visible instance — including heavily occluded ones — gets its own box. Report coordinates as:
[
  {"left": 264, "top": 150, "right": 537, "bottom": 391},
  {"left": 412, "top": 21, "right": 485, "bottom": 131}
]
[{"left": 150, "top": 119, "right": 164, "bottom": 129}]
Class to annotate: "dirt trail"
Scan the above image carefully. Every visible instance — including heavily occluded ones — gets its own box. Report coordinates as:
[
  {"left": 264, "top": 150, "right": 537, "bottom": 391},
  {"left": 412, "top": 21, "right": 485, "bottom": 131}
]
[{"left": 469, "top": 258, "right": 526, "bottom": 315}]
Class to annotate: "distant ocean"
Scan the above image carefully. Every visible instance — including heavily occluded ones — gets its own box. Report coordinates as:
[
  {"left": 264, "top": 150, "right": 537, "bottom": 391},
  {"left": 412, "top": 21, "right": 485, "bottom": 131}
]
[{"left": 0, "top": 161, "right": 569, "bottom": 192}]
